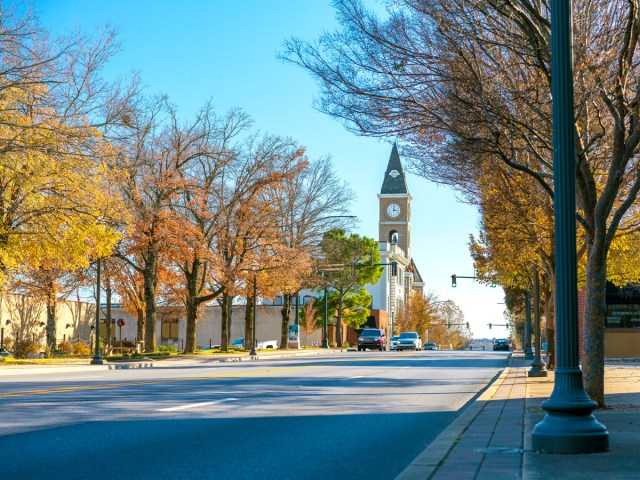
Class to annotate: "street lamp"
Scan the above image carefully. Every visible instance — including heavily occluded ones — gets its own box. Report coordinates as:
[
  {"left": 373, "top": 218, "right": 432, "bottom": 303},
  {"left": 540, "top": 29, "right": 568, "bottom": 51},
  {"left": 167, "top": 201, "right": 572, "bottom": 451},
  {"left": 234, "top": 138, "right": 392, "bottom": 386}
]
[
  {"left": 322, "top": 284, "right": 329, "bottom": 348},
  {"left": 529, "top": 265, "right": 548, "bottom": 377},
  {"left": 91, "top": 257, "right": 104, "bottom": 365},
  {"left": 524, "top": 291, "right": 534, "bottom": 360},
  {"left": 531, "top": 0, "right": 608, "bottom": 453},
  {"left": 250, "top": 274, "right": 257, "bottom": 356}
]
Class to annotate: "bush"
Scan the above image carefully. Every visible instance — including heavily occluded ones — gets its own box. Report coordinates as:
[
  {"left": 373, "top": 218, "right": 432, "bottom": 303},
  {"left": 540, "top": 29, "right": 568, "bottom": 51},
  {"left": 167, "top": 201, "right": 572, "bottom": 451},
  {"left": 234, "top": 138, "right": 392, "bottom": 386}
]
[
  {"left": 73, "top": 342, "right": 91, "bottom": 355},
  {"left": 343, "top": 341, "right": 350, "bottom": 348},
  {"left": 58, "top": 340, "right": 74, "bottom": 355},
  {"left": 329, "top": 342, "right": 337, "bottom": 348},
  {"left": 12, "top": 339, "right": 41, "bottom": 359},
  {"left": 157, "top": 345, "right": 176, "bottom": 353}
]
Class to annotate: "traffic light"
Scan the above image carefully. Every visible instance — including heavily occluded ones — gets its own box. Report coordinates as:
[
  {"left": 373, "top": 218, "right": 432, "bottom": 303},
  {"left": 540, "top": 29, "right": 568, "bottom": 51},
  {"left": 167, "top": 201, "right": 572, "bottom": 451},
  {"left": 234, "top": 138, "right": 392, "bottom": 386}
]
[
  {"left": 466, "top": 322, "right": 470, "bottom": 329},
  {"left": 451, "top": 274, "right": 457, "bottom": 287},
  {"left": 489, "top": 323, "right": 492, "bottom": 329},
  {"left": 391, "top": 261, "right": 398, "bottom": 276}
]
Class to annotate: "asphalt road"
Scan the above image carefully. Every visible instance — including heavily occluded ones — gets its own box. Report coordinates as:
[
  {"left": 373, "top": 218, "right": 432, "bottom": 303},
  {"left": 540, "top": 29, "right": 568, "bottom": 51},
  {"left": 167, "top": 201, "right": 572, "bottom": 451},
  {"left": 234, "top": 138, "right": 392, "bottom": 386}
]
[{"left": 0, "top": 350, "right": 509, "bottom": 480}]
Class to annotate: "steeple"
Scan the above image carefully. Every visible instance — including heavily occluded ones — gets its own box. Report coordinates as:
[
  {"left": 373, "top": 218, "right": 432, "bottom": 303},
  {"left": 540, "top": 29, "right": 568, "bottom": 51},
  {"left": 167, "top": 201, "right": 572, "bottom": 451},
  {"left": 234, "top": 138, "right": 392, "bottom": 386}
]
[{"left": 380, "top": 143, "right": 409, "bottom": 194}]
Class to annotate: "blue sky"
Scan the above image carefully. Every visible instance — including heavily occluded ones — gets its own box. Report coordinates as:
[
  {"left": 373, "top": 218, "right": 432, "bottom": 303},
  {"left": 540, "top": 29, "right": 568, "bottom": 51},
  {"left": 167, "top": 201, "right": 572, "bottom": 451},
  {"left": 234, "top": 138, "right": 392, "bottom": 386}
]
[{"left": 35, "top": 0, "right": 507, "bottom": 339}]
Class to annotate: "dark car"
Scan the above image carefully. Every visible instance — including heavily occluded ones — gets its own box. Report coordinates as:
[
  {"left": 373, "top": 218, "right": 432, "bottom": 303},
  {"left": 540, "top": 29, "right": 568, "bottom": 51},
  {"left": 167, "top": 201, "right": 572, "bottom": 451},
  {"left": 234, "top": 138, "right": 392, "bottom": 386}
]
[
  {"left": 357, "top": 328, "right": 387, "bottom": 351},
  {"left": 493, "top": 339, "right": 511, "bottom": 351}
]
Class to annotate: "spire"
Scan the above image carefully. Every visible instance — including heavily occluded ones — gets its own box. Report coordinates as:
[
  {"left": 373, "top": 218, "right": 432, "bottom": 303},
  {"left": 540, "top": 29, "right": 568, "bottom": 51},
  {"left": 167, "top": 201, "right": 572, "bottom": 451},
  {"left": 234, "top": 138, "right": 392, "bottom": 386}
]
[{"left": 380, "top": 143, "right": 409, "bottom": 194}]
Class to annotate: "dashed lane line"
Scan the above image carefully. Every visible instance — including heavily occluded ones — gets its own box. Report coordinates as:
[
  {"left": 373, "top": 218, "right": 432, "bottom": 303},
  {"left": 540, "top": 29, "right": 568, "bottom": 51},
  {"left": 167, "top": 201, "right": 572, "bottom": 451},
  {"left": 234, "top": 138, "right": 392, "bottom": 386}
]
[{"left": 157, "top": 397, "right": 239, "bottom": 412}]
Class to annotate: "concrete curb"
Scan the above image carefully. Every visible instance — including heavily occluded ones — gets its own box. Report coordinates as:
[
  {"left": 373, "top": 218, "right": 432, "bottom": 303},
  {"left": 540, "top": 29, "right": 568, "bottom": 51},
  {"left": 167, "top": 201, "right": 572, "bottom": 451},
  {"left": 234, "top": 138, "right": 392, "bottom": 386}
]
[
  {"left": 394, "top": 354, "right": 513, "bottom": 480},
  {"left": 0, "top": 348, "right": 349, "bottom": 375},
  {"left": 0, "top": 361, "right": 155, "bottom": 376}
]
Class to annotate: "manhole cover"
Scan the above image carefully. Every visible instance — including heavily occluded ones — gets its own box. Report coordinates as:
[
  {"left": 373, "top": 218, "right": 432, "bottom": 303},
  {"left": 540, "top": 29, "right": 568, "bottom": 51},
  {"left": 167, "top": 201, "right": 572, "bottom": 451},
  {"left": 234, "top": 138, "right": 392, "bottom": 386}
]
[{"left": 474, "top": 447, "right": 523, "bottom": 455}]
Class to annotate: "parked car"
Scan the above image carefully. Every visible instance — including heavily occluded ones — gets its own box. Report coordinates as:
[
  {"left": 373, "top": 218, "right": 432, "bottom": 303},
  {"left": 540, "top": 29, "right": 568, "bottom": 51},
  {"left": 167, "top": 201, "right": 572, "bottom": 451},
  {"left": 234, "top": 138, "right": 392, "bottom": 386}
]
[
  {"left": 231, "top": 338, "right": 278, "bottom": 349},
  {"left": 357, "top": 328, "right": 387, "bottom": 351},
  {"left": 390, "top": 335, "right": 400, "bottom": 350},
  {"left": 0, "top": 348, "right": 11, "bottom": 357},
  {"left": 397, "top": 332, "right": 422, "bottom": 351},
  {"left": 424, "top": 342, "right": 438, "bottom": 350},
  {"left": 493, "top": 338, "right": 511, "bottom": 351}
]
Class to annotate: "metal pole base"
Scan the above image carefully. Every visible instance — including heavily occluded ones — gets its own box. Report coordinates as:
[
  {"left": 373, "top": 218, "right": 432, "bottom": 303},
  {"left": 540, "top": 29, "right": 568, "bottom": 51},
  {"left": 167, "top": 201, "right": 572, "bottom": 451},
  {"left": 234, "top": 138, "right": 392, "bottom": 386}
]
[
  {"left": 90, "top": 356, "right": 104, "bottom": 365},
  {"left": 532, "top": 370, "right": 608, "bottom": 453},
  {"left": 321, "top": 339, "right": 329, "bottom": 349},
  {"left": 532, "top": 412, "right": 609, "bottom": 453},
  {"left": 528, "top": 358, "right": 549, "bottom": 377},
  {"left": 524, "top": 350, "right": 534, "bottom": 360}
]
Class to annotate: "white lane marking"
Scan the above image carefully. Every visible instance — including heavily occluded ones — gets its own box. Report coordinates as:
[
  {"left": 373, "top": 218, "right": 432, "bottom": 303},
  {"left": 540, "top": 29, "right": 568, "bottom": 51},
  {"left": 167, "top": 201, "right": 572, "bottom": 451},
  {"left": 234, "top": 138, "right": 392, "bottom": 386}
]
[
  {"left": 157, "top": 397, "right": 238, "bottom": 412},
  {"left": 347, "top": 375, "right": 364, "bottom": 380},
  {"left": 56, "top": 375, "right": 105, "bottom": 380}
]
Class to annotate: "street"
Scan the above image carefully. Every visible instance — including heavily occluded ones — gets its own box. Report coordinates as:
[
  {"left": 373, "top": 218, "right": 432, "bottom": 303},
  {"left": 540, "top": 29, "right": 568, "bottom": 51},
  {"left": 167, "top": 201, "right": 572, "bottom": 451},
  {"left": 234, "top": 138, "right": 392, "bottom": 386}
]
[{"left": 0, "top": 351, "right": 509, "bottom": 480}]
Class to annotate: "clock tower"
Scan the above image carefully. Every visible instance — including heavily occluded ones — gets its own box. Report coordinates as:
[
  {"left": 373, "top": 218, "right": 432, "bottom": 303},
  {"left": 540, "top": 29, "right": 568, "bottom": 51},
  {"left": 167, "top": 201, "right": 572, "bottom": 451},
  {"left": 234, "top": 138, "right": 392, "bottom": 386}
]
[{"left": 379, "top": 143, "right": 411, "bottom": 259}]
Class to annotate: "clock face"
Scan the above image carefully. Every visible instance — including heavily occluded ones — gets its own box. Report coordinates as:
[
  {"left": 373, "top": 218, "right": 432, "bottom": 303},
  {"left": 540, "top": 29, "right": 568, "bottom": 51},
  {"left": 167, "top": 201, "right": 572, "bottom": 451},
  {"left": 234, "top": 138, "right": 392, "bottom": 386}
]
[{"left": 386, "top": 203, "right": 401, "bottom": 218}]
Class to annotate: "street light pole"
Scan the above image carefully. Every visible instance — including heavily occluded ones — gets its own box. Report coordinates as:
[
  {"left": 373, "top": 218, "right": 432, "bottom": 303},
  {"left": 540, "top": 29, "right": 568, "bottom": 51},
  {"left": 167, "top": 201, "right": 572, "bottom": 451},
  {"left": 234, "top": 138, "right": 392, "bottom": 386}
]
[
  {"left": 529, "top": 264, "right": 548, "bottom": 377},
  {"left": 91, "top": 257, "right": 104, "bottom": 365},
  {"left": 532, "top": 0, "right": 608, "bottom": 453},
  {"left": 524, "top": 291, "right": 534, "bottom": 359},
  {"left": 322, "top": 285, "right": 329, "bottom": 348},
  {"left": 250, "top": 274, "right": 257, "bottom": 356}
]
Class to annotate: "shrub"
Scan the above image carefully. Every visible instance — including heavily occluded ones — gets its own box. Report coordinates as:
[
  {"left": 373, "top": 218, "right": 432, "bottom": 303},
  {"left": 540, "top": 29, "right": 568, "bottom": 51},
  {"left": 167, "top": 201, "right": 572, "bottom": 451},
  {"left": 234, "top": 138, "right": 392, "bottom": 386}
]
[
  {"left": 329, "top": 342, "right": 337, "bottom": 348},
  {"left": 12, "top": 339, "right": 41, "bottom": 359},
  {"left": 58, "top": 340, "right": 74, "bottom": 355},
  {"left": 157, "top": 345, "right": 176, "bottom": 353},
  {"left": 343, "top": 341, "right": 350, "bottom": 348},
  {"left": 73, "top": 342, "right": 91, "bottom": 355}
]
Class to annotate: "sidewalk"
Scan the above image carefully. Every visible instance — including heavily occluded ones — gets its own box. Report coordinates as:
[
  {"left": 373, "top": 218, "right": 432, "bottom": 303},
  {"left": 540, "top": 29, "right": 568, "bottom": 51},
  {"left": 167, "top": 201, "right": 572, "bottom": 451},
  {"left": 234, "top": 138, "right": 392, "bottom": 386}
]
[{"left": 397, "top": 353, "right": 640, "bottom": 479}]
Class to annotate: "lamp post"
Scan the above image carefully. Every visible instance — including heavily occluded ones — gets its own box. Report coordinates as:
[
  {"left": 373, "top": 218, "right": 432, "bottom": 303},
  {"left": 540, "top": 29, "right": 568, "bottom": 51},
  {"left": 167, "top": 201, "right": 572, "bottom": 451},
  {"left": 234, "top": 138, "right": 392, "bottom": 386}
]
[
  {"left": 91, "top": 257, "right": 104, "bottom": 365},
  {"left": 524, "top": 291, "right": 534, "bottom": 359},
  {"left": 250, "top": 274, "right": 257, "bottom": 356},
  {"left": 531, "top": 0, "right": 608, "bottom": 453},
  {"left": 529, "top": 264, "right": 548, "bottom": 377},
  {"left": 322, "top": 285, "right": 329, "bottom": 348}
]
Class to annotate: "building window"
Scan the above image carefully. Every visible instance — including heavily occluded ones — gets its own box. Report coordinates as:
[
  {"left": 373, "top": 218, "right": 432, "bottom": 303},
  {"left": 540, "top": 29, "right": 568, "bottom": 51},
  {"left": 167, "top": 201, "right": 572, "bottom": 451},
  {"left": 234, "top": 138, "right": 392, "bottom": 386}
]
[
  {"left": 98, "top": 319, "right": 115, "bottom": 340},
  {"left": 605, "top": 304, "right": 640, "bottom": 328},
  {"left": 161, "top": 320, "right": 179, "bottom": 339}
]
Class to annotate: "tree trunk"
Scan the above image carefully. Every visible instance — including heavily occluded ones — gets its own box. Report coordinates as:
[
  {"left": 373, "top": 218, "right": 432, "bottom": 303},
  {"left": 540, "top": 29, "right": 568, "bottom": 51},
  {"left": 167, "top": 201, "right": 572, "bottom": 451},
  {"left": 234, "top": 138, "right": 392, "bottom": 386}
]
[
  {"left": 244, "top": 286, "right": 254, "bottom": 351},
  {"left": 184, "top": 294, "right": 199, "bottom": 354},
  {"left": 220, "top": 292, "right": 230, "bottom": 350},
  {"left": 544, "top": 277, "right": 555, "bottom": 370},
  {"left": 136, "top": 306, "right": 145, "bottom": 343},
  {"left": 184, "top": 264, "right": 200, "bottom": 354},
  {"left": 582, "top": 240, "right": 608, "bottom": 407},
  {"left": 280, "top": 293, "right": 291, "bottom": 349},
  {"left": 105, "top": 280, "right": 112, "bottom": 346},
  {"left": 46, "top": 289, "right": 56, "bottom": 351},
  {"left": 336, "top": 294, "right": 344, "bottom": 347},
  {"left": 143, "top": 252, "right": 158, "bottom": 353}
]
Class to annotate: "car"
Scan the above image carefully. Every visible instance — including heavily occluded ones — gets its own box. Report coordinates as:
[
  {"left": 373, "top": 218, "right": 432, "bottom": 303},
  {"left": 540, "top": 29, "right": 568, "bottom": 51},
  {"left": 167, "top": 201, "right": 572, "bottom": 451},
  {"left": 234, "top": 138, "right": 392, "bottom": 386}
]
[
  {"left": 0, "top": 348, "right": 11, "bottom": 357},
  {"left": 424, "top": 342, "right": 438, "bottom": 350},
  {"left": 396, "top": 331, "right": 422, "bottom": 351},
  {"left": 230, "top": 338, "right": 278, "bottom": 349},
  {"left": 493, "top": 338, "right": 511, "bottom": 351},
  {"left": 357, "top": 328, "right": 387, "bottom": 351},
  {"left": 390, "top": 335, "right": 400, "bottom": 350}
]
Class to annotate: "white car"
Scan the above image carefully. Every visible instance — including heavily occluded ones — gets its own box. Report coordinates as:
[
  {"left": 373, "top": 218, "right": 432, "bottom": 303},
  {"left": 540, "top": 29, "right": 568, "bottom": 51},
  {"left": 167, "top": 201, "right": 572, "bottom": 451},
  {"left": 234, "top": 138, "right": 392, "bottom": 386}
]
[
  {"left": 390, "top": 335, "right": 400, "bottom": 350},
  {"left": 396, "top": 332, "right": 422, "bottom": 351},
  {"left": 231, "top": 338, "right": 278, "bottom": 349}
]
